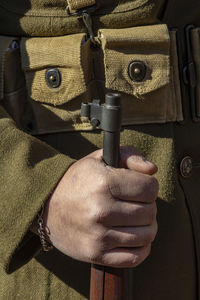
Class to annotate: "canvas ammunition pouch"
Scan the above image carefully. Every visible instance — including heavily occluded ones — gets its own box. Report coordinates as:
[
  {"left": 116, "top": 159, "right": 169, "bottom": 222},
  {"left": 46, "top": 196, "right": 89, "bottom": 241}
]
[{"left": 0, "top": 24, "right": 186, "bottom": 135}]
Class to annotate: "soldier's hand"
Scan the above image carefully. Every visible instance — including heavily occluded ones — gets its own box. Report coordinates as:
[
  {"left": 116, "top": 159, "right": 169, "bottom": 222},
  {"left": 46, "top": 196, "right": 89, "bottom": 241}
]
[{"left": 43, "top": 146, "right": 158, "bottom": 268}]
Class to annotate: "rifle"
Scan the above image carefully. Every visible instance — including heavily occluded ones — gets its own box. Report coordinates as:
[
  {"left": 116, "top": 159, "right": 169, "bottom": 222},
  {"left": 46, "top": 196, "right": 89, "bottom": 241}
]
[{"left": 81, "top": 93, "right": 132, "bottom": 300}]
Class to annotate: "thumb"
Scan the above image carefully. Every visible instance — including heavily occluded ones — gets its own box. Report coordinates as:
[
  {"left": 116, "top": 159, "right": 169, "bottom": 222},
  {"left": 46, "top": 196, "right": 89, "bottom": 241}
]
[{"left": 120, "top": 146, "right": 158, "bottom": 175}]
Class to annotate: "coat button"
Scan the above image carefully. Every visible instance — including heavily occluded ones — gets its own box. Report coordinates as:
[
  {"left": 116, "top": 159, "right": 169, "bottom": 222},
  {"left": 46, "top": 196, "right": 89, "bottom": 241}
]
[
  {"left": 45, "top": 68, "right": 61, "bottom": 88},
  {"left": 180, "top": 156, "right": 193, "bottom": 178},
  {"left": 128, "top": 61, "right": 147, "bottom": 82}
]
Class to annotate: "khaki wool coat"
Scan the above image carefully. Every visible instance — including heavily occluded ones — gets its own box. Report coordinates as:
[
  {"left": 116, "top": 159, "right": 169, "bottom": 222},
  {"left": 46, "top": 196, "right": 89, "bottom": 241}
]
[{"left": 0, "top": 0, "right": 200, "bottom": 299}]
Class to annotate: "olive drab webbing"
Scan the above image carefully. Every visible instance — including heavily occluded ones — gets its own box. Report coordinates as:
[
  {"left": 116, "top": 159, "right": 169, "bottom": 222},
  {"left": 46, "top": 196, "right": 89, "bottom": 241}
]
[
  {"left": 67, "top": 0, "right": 96, "bottom": 13},
  {"left": 67, "top": 0, "right": 98, "bottom": 45}
]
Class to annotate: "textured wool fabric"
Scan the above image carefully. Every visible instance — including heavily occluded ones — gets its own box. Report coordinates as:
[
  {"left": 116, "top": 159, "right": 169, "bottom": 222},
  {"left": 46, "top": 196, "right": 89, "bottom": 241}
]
[
  {"left": 15, "top": 24, "right": 183, "bottom": 136},
  {"left": 0, "top": 0, "right": 165, "bottom": 36},
  {"left": 101, "top": 25, "right": 170, "bottom": 97},
  {"left": 100, "top": 25, "right": 183, "bottom": 124},
  {"left": 0, "top": 0, "right": 200, "bottom": 299},
  {"left": 0, "top": 123, "right": 197, "bottom": 300},
  {"left": 20, "top": 34, "right": 87, "bottom": 106},
  {"left": 0, "top": 105, "right": 75, "bottom": 274}
]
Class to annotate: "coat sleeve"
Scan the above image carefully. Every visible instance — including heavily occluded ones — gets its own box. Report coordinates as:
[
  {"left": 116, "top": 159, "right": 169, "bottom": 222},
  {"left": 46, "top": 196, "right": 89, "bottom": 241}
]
[{"left": 0, "top": 104, "right": 75, "bottom": 274}]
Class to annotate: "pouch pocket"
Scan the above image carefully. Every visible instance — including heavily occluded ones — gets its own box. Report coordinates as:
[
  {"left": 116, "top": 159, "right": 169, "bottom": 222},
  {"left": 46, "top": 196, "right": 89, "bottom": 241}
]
[
  {"left": 2, "top": 24, "right": 183, "bottom": 135},
  {"left": 20, "top": 34, "right": 95, "bottom": 134},
  {"left": 100, "top": 24, "right": 183, "bottom": 125},
  {"left": 20, "top": 34, "right": 87, "bottom": 106}
]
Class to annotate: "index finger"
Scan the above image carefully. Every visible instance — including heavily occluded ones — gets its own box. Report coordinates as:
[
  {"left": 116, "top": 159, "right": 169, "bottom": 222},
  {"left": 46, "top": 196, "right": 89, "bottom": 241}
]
[{"left": 106, "top": 166, "right": 159, "bottom": 203}]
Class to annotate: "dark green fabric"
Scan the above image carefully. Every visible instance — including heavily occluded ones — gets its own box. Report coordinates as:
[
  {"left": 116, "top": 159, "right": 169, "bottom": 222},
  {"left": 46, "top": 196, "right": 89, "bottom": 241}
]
[
  {"left": 0, "top": 0, "right": 200, "bottom": 299},
  {"left": 0, "top": 123, "right": 198, "bottom": 299},
  {"left": 0, "top": 0, "right": 165, "bottom": 37},
  {"left": 0, "top": 105, "right": 75, "bottom": 273}
]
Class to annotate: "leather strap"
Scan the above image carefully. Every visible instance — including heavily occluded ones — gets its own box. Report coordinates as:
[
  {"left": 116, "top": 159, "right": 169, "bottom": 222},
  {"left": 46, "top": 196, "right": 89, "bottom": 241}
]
[{"left": 67, "top": 0, "right": 96, "bottom": 12}]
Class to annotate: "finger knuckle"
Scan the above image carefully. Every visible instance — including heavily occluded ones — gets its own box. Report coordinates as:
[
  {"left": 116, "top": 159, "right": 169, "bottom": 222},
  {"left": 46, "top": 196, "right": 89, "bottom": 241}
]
[
  {"left": 146, "top": 176, "right": 159, "bottom": 202},
  {"left": 93, "top": 226, "right": 110, "bottom": 244},
  {"left": 95, "top": 174, "right": 108, "bottom": 193},
  {"left": 89, "top": 204, "right": 112, "bottom": 225},
  {"left": 99, "top": 209, "right": 112, "bottom": 224},
  {"left": 87, "top": 248, "right": 102, "bottom": 263},
  {"left": 108, "top": 180, "right": 122, "bottom": 197},
  {"left": 131, "top": 254, "right": 141, "bottom": 267},
  {"left": 87, "top": 239, "right": 105, "bottom": 263},
  {"left": 133, "top": 245, "right": 151, "bottom": 266},
  {"left": 123, "top": 245, "right": 152, "bottom": 268},
  {"left": 80, "top": 157, "right": 96, "bottom": 171},
  {"left": 131, "top": 251, "right": 146, "bottom": 267}
]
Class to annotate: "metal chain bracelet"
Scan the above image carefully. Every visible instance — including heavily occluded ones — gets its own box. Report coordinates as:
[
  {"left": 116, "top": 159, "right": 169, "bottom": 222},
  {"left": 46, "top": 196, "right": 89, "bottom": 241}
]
[{"left": 37, "top": 206, "right": 53, "bottom": 252}]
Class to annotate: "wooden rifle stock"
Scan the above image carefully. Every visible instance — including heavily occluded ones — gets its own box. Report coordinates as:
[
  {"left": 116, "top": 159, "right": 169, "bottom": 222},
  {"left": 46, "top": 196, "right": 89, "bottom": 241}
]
[
  {"left": 81, "top": 93, "right": 131, "bottom": 300},
  {"left": 90, "top": 266, "right": 131, "bottom": 300}
]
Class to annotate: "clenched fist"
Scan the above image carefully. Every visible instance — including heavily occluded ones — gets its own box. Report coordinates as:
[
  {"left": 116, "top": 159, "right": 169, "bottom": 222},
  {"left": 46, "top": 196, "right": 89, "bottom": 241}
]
[{"left": 43, "top": 146, "right": 158, "bottom": 268}]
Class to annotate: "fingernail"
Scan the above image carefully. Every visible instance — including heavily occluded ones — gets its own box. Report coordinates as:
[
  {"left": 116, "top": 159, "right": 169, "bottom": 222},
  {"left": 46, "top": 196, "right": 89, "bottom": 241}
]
[
  {"left": 142, "top": 157, "right": 152, "bottom": 164},
  {"left": 143, "top": 158, "right": 156, "bottom": 168}
]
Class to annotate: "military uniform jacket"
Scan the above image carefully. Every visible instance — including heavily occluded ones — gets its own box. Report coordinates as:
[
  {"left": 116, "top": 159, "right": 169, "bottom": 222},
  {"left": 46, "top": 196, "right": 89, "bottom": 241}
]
[{"left": 0, "top": 0, "right": 200, "bottom": 299}]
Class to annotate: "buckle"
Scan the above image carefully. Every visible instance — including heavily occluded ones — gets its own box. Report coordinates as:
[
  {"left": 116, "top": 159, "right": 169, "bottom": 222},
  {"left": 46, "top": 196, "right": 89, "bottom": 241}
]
[
  {"left": 66, "top": 2, "right": 100, "bottom": 46},
  {"left": 183, "top": 25, "right": 200, "bottom": 122}
]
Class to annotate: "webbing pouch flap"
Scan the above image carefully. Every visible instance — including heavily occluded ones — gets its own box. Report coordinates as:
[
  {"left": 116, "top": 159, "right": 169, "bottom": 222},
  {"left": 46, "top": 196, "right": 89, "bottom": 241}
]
[
  {"left": 20, "top": 34, "right": 87, "bottom": 106},
  {"left": 100, "top": 24, "right": 183, "bottom": 124},
  {"left": 101, "top": 25, "right": 170, "bottom": 97}
]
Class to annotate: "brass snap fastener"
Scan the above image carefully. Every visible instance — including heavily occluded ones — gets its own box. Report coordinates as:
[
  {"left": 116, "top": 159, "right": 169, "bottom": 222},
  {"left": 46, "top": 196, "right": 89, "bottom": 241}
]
[
  {"left": 45, "top": 68, "right": 61, "bottom": 88},
  {"left": 128, "top": 61, "right": 147, "bottom": 82},
  {"left": 180, "top": 156, "right": 193, "bottom": 178}
]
